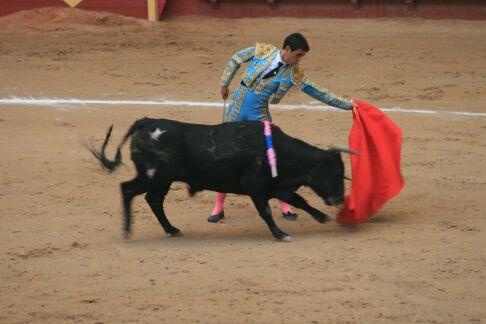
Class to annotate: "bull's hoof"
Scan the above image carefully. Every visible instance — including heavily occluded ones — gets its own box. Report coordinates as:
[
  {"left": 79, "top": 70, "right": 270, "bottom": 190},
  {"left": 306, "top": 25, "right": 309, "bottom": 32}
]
[
  {"left": 282, "top": 211, "right": 298, "bottom": 221},
  {"left": 122, "top": 229, "right": 131, "bottom": 240},
  {"left": 169, "top": 230, "right": 183, "bottom": 237},
  {"left": 314, "top": 213, "right": 330, "bottom": 224},
  {"left": 280, "top": 235, "right": 293, "bottom": 242}
]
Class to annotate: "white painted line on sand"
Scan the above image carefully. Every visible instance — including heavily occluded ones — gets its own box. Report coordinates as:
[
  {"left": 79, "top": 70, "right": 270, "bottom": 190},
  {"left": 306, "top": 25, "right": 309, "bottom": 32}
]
[{"left": 0, "top": 97, "right": 485, "bottom": 118}]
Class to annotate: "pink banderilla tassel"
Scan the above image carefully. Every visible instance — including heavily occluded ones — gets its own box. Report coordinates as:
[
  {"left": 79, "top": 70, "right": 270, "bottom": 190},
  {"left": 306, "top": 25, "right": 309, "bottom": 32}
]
[
  {"left": 264, "top": 121, "right": 272, "bottom": 136},
  {"left": 263, "top": 120, "right": 278, "bottom": 178},
  {"left": 267, "top": 148, "right": 277, "bottom": 178}
]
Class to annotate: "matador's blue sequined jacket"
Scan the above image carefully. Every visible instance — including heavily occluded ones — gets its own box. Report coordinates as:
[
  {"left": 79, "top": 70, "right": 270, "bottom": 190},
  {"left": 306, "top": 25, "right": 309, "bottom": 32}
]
[{"left": 219, "top": 42, "right": 353, "bottom": 111}]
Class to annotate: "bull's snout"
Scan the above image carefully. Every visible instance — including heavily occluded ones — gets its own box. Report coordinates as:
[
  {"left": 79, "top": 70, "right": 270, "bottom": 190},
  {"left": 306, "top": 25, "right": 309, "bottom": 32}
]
[{"left": 325, "top": 196, "right": 344, "bottom": 206}]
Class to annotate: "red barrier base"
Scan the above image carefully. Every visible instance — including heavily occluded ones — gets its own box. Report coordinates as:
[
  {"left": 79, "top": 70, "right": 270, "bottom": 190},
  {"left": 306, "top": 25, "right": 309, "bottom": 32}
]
[
  {"left": 163, "top": 0, "right": 486, "bottom": 20},
  {"left": 0, "top": 0, "right": 485, "bottom": 20}
]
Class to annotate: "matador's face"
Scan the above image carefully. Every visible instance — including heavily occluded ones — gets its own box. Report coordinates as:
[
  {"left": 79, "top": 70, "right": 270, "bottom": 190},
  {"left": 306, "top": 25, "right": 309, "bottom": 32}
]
[{"left": 281, "top": 46, "right": 307, "bottom": 65}]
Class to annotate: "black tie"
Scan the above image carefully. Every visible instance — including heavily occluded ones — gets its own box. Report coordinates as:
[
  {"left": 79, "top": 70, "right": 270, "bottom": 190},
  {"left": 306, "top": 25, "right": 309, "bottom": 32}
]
[{"left": 262, "top": 62, "right": 284, "bottom": 79}]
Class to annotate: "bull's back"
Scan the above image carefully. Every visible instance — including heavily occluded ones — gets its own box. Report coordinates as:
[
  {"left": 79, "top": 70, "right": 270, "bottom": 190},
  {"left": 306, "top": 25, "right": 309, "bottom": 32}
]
[{"left": 130, "top": 118, "right": 267, "bottom": 167}]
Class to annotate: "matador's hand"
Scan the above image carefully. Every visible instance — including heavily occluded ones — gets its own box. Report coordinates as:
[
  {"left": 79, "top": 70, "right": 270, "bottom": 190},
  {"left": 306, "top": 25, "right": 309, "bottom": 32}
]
[{"left": 221, "top": 86, "right": 229, "bottom": 100}]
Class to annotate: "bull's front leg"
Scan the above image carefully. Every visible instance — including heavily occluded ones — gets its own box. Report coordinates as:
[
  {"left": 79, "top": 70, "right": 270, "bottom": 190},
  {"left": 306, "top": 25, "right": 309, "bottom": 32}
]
[
  {"left": 273, "top": 191, "right": 330, "bottom": 224},
  {"left": 250, "top": 196, "right": 292, "bottom": 242},
  {"left": 242, "top": 159, "right": 291, "bottom": 241}
]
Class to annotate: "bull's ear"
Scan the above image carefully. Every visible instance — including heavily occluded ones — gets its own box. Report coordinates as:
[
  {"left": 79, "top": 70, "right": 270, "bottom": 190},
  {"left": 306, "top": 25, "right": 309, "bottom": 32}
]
[{"left": 328, "top": 144, "right": 360, "bottom": 155}]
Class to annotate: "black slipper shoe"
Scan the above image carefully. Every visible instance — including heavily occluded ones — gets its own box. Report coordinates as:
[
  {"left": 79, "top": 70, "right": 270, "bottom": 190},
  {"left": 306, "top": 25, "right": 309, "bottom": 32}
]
[
  {"left": 282, "top": 211, "right": 298, "bottom": 221},
  {"left": 207, "top": 210, "right": 225, "bottom": 223}
]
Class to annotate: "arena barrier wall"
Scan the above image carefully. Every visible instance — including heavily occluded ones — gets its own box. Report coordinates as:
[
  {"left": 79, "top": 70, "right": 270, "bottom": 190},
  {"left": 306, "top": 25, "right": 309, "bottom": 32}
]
[{"left": 0, "top": 0, "right": 484, "bottom": 20}]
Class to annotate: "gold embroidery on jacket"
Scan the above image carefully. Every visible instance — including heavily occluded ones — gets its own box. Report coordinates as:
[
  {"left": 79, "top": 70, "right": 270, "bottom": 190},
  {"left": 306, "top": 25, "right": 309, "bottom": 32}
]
[
  {"left": 270, "top": 67, "right": 292, "bottom": 104},
  {"left": 219, "top": 46, "right": 256, "bottom": 87},
  {"left": 242, "top": 53, "right": 276, "bottom": 89},
  {"left": 290, "top": 64, "right": 306, "bottom": 86},
  {"left": 225, "top": 86, "right": 249, "bottom": 122},
  {"left": 255, "top": 43, "right": 277, "bottom": 59}
]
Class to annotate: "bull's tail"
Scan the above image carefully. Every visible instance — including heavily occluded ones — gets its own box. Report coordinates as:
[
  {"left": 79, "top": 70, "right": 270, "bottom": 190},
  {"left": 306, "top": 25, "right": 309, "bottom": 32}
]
[
  {"left": 88, "top": 118, "right": 153, "bottom": 172},
  {"left": 88, "top": 125, "right": 122, "bottom": 172}
]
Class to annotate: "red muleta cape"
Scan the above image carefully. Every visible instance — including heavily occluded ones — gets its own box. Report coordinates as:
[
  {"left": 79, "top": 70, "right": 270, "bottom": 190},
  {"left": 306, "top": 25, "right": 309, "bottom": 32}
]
[{"left": 337, "top": 99, "right": 404, "bottom": 224}]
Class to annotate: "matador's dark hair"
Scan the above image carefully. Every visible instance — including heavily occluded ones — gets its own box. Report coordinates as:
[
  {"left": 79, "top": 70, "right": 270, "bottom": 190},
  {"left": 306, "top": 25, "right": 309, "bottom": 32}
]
[{"left": 283, "top": 33, "right": 310, "bottom": 52}]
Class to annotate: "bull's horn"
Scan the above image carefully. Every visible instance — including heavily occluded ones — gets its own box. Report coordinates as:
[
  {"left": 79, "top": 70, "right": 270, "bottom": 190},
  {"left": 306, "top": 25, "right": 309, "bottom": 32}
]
[{"left": 328, "top": 145, "right": 360, "bottom": 155}]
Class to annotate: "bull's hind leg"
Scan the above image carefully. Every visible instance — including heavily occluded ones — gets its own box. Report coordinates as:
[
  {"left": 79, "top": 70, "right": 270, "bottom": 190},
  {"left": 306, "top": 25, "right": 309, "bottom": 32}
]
[
  {"left": 250, "top": 196, "right": 292, "bottom": 242},
  {"left": 145, "top": 189, "right": 182, "bottom": 237},
  {"left": 120, "top": 176, "right": 148, "bottom": 238}
]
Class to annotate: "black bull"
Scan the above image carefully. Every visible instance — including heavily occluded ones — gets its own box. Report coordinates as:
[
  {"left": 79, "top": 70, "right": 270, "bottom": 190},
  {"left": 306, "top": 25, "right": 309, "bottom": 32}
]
[{"left": 89, "top": 118, "right": 351, "bottom": 242}]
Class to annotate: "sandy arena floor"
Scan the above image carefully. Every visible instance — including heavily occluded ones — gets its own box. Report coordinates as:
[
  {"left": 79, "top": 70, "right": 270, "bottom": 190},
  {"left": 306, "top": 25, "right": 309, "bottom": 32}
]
[{"left": 0, "top": 8, "right": 485, "bottom": 323}]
